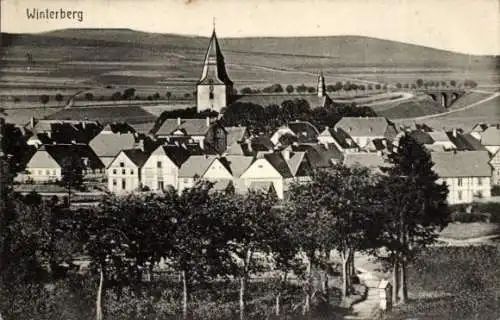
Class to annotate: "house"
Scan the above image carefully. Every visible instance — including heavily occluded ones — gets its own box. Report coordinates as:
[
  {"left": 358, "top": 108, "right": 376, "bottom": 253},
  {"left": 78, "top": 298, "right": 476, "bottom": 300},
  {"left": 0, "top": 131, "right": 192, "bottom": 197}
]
[
  {"left": 334, "top": 117, "right": 398, "bottom": 148},
  {"left": 177, "top": 155, "right": 219, "bottom": 191},
  {"left": 427, "top": 131, "right": 456, "bottom": 150},
  {"left": 489, "top": 149, "right": 500, "bottom": 186},
  {"left": 107, "top": 149, "right": 148, "bottom": 194},
  {"left": 318, "top": 126, "right": 359, "bottom": 152},
  {"left": 225, "top": 126, "right": 250, "bottom": 155},
  {"left": 25, "top": 118, "right": 101, "bottom": 144},
  {"left": 151, "top": 117, "right": 227, "bottom": 154},
  {"left": 89, "top": 124, "right": 139, "bottom": 167},
  {"left": 431, "top": 151, "right": 492, "bottom": 204},
  {"left": 141, "top": 145, "right": 191, "bottom": 192},
  {"left": 446, "top": 130, "right": 486, "bottom": 151},
  {"left": 292, "top": 143, "right": 343, "bottom": 170},
  {"left": 270, "top": 121, "right": 320, "bottom": 146},
  {"left": 470, "top": 123, "right": 490, "bottom": 140},
  {"left": 480, "top": 125, "right": 500, "bottom": 155},
  {"left": 23, "top": 144, "right": 85, "bottom": 183}
]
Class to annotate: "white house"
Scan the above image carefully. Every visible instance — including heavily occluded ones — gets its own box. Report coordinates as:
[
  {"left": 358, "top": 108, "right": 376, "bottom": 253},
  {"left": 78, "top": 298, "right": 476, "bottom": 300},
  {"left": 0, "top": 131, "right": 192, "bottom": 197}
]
[
  {"left": 489, "top": 149, "right": 500, "bottom": 186},
  {"left": 480, "top": 125, "right": 500, "bottom": 155},
  {"left": 107, "top": 149, "right": 148, "bottom": 194},
  {"left": 177, "top": 155, "right": 219, "bottom": 191},
  {"left": 141, "top": 145, "right": 190, "bottom": 192},
  {"left": 317, "top": 126, "right": 359, "bottom": 152},
  {"left": 431, "top": 151, "right": 492, "bottom": 204}
]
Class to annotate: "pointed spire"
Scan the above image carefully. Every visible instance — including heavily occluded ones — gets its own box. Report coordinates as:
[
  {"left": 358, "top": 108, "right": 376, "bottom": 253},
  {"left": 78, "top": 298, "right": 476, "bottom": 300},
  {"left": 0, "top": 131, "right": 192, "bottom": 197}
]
[
  {"left": 317, "top": 71, "right": 326, "bottom": 97},
  {"left": 198, "top": 25, "right": 233, "bottom": 86}
]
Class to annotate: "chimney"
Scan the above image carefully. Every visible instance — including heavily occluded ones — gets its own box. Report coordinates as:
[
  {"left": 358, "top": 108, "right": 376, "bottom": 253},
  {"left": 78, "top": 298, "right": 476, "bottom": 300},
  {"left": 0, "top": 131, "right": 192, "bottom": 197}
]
[
  {"left": 452, "top": 129, "right": 457, "bottom": 137},
  {"left": 177, "top": 117, "right": 181, "bottom": 126},
  {"left": 206, "top": 116, "right": 210, "bottom": 127}
]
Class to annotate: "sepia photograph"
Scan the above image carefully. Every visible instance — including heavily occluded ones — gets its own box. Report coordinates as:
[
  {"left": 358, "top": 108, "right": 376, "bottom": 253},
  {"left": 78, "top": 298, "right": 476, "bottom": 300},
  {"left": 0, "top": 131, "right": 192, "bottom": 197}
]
[{"left": 0, "top": 0, "right": 499, "bottom": 319}]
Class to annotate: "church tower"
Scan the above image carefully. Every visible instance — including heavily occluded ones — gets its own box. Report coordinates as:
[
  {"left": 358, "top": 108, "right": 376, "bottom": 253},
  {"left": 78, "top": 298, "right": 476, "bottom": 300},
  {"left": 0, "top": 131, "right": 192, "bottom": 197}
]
[
  {"left": 317, "top": 72, "right": 326, "bottom": 97},
  {"left": 196, "top": 26, "right": 233, "bottom": 113}
]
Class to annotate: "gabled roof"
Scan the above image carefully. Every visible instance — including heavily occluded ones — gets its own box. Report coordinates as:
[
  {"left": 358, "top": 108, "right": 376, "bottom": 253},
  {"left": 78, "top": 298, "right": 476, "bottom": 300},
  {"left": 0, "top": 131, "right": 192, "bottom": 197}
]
[
  {"left": 284, "top": 151, "right": 311, "bottom": 177},
  {"left": 121, "top": 149, "right": 149, "bottom": 168},
  {"left": 409, "top": 130, "right": 434, "bottom": 145},
  {"left": 129, "top": 122, "right": 155, "bottom": 135},
  {"left": 292, "top": 143, "right": 343, "bottom": 169},
  {"left": 428, "top": 131, "right": 452, "bottom": 143},
  {"left": 481, "top": 126, "right": 500, "bottom": 146},
  {"left": 320, "top": 127, "right": 359, "bottom": 149},
  {"left": 89, "top": 131, "right": 137, "bottom": 158},
  {"left": 334, "top": 117, "right": 397, "bottom": 138},
  {"left": 153, "top": 118, "right": 216, "bottom": 137},
  {"left": 263, "top": 153, "right": 293, "bottom": 178},
  {"left": 178, "top": 155, "right": 218, "bottom": 178},
  {"left": 71, "top": 143, "right": 105, "bottom": 169},
  {"left": 287, "top": 121, "right": 320, "bottom": 143},
  {"left": 446, "top": 131, "right": 485, "bottom": 151},
  {"left": 431, "top": 151, "right": 492, "bottom": 177},
  {"left": 28, "top": 144, "right": 84, "bottom": 169},
  {"left": 157, "top": 145, "right": 191, "bottom": 168},
  {"left": 225, "top": 126, "right": 249, "bottom": 146},
  {"left": 343, "top": 152, "right": 385, "bottom": 170},
  {"left": 219, "top": 155, "right": 254, "bottom": 178},
  {"left": 197, "top": 29, "right": 233, "bottom": 85}
]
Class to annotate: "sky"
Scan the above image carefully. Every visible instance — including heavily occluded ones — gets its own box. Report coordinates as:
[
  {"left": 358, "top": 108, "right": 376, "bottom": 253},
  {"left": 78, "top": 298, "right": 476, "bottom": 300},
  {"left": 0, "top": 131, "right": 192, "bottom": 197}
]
[{"left": 1, "top": 0, "right": 499, "bottom": 55}]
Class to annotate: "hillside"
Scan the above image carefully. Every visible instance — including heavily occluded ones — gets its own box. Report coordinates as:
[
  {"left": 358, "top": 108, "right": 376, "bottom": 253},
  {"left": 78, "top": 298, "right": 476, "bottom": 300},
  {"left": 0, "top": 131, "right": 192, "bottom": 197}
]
[{"left": 1, "top": 28, "right": 497, "bottom": 69}]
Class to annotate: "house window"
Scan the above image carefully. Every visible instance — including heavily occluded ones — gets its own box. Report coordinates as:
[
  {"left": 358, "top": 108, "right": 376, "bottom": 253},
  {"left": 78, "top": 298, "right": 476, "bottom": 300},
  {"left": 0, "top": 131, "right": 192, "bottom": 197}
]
[
  {"left": 457, "top": 178, "right": 462, "bottom": 187},
  {"left": 458, "top": 191, "right": 462, "bottom": 200},
  {"left": 477, "top": 177, "right": 482, "bottom": 186},
  {"left": 113, "top": 169, "right": 117, "bottom": 174},
  {"left": 183, "top": 178, "right": 189, "bottom": 184},
  {"left": 476, "top": 191, "right": 483, "bottom": 198},
  {"left": 122, "top": 169, "right": 126, "bottom": 175},
  {"left": 130, "top": 169, "right": 134, "bottom": 175},
  {"left": 46, "top": 170, "right": 50, "bottom": 175},
  {"left": 112, "top": 179, "right": 117, "bottom": 186},
  {"left": 209, "top": 92, "right": 214, "bottom": 99},
  {"left": 158, "top": 181, "right": 164, "bottom": 190},
  {"left": 120, "top": 162, "right": 125, "bottom": 167},
  {"left": 122, "top": 179, "right": 126, "bottom": 190},
  {"left": 52, "top": 170, "right": 56, "bottom": 175},
  {"left": 157, "top": 161, "right": 162, "bottom": 168}
]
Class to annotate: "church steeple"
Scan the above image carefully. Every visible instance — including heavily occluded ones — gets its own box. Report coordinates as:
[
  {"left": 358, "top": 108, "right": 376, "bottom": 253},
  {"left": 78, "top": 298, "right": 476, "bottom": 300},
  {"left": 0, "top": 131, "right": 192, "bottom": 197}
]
[
  {"left": 198, "top": 27, "right": 233, "bottom": 86},
  {"left": 317, "top": 72, "right": 326, "bottom": 97},
  {"left": 196, "top": 24, "right": 234, "bottom": 113}
]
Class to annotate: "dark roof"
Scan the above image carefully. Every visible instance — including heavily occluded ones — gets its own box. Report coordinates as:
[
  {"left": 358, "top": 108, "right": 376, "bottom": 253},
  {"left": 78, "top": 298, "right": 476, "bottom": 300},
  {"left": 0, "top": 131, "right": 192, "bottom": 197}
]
[
  {"left": 102, "top": 123, "right": 136, "bottom": 134},
  {"left": 232, "top": 94, "right": 332, "bottom": 108},
  {"left": 250, "top": 135, "right": 274, "bottom": 152},
  {"left": 431, "top": 151, "right": 492, "bottom": 177},
  {"left": 36, "top": 144, "right": 84, "bottom": 169},
  {"left": 263, "top": 153, "right": 293, "bottom": 178},
  {"left": 287, "top": 121, "right": 320, "bottom": 143},
  {"left": 197, "top": 30, "right": 233, "bottom": 85},
  {"left": 409, "top": 130, "right": 434, "bottom": 145},
  {"left": 335, "top": 117, "right": 397, "bottom": 138},
  {"left": 72, "top": 144, "right": 105, "bottom": 169},
  {"left": 122, "top": 149, "right": 149, "bottom": 168},
  {"left": 89, "top": 131, "right": 138, "bottom": 158},
  {"left": 160, "top": 145, "right": 191, "bottom": 167},
  {"left": 321, "top": 127, "right": 359, "bottom": 149},
  {"left": 292, "top": 143, "right": 343, "bottom": 169},
  {"left": 446, "top": 131, "right": 486, "bottom": 151}
]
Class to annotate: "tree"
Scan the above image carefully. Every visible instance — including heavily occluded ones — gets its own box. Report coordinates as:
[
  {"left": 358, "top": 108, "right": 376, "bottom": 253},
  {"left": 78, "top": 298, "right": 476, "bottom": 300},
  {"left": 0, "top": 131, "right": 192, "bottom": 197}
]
[
  {"left": 84, "top": 93, "right": 94, "bottom": 101},
  {"left": 241, "top": 87, "right": 254, "bottom": 94},
  {"left": 55, "top": 93, "right": 64, "bottom": 103},
  {"left": 166, "top": 91, "right": 172, "bottom": 100},
  {"left": 59, "top": 156, "right": 83, "bottom": 207},
  {"left": 450, "top": 80, "right": 457, "bottom": 87},
  {"left": 326, "top": 84, "right": 335, "bottom": 93},
  {"left": 375, "top": 84, "right": 381, "bottom": 90},
  {"left": 396, "top": 83, "right": 402, "bottom": 89},
  {"left": 40, "top": 94, "right": 49, "bottom": 105},
  {"left": 368, "top": 133, "right": 450, "bottom": 305},
  {"left": 416, "top": 79, "right": 424, "bottom": 88},
  {"left": 285, "top": 85, "right": 294, "bottom": 94},
  {"left": 152, "top": 92, "right": 160, "bottom": 100},
  {"left": 367, "top": 84, "right": 373, "bottom": 91},
  {"left": 123, "top": 88, "right": 136, "bottom": 100},
  {"left": 296, "top": 84, "right": 308, "bottom": 93},
  {"left": 111, "top": 92, "right": 122, "bottom": 101},
  {"left": 403, "top": 83, "right": 409, "bottom": 89}
]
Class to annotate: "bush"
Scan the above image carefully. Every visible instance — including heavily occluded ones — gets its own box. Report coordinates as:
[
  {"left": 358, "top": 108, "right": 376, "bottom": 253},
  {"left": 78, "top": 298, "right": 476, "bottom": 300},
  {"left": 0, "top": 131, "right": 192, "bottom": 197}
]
[
  {"left": 450, "top": 211, "right": 491, "bottom": 223},
  {"left": 491, "top": 185, "right": 500, "bottom": 196}
]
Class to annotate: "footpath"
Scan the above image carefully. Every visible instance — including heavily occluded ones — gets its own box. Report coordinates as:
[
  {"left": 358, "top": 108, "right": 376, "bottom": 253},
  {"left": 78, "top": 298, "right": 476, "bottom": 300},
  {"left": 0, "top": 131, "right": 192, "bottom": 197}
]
[{"left": 344, "top": 255, "right": 384, "bottom": 320}]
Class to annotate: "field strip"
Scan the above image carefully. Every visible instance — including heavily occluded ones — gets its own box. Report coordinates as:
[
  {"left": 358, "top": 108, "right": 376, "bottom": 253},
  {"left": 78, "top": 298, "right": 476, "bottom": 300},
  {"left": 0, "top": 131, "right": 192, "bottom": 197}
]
[{"left": 398, "top": 92, "right": 500, "bottom": 121}]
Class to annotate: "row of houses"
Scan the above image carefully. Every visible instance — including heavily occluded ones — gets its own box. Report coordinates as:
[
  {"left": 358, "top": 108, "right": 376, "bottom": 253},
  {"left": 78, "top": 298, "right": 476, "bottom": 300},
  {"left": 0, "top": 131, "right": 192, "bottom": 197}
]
[{"left": 16, "top": 116, "right": 500, "bottom": 204}]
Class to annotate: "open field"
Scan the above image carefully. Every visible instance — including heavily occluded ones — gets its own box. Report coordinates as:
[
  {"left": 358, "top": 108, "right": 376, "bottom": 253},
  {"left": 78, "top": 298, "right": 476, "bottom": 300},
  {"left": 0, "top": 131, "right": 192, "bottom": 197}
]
[
  {"left": 0, "top": 28, "right": 498, "bottom": 124},
  {"left": 385, "top": 246, "right": 499, "bottom": 320},
  {"left": 439, "top": 222, "right": 500, "bottom": 240}
]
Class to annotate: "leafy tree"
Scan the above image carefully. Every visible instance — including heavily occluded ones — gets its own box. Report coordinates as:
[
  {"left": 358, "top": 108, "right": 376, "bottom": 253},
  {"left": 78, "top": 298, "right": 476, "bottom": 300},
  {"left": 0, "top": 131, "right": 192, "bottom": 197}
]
[
  {"left": 84, "top": 92, "right": 94, "bottom": 101},
  {"left": 55, "top": 93, "right": 64, "bottom": 102},
  {"left": 367, "top": 84, "right": 373, "bottom": 91},
  {"left": 396, "top": 82, "right": 402, "bottom": 89},
  {"left": 166, "top": 91, "right": 172, "bottom": 100},
  {"left": 183, "top": 93, "right": 191, "bottom": 99},
  {"left": 307, "top": 86, "right": 316, "bottom": 93},
  {"left": 369, "top": 134, "right": 450, "bottom": 304},
  {"left": 416, "top": 79, "right": 424, "bottom": 88},
  {"left": 296, "top": 84, "right": 308, "bottom": 93},
  {"left": 123, "top": 88, "right": 136, "bottom": 99},
  {"left": 111, "top": 91, "right": 122, "bottom": 101},
  {"left": 403, "top": 83, "right": 409, "bottom": 89},
  {"left": 152, "top": 92, "right": 160, "bottom": 100},
  {"left": 240, "top": 87, "right": 254, "bottom": 94},
  {"left": 450, "top": 80, "right": 457, "bottom": 86},
  {"left": 40, "top": 94, "right": 49, "bottom": 105},
  {"left": 326, "top": 84, "right": 335, "bottom": 93},
  {"left": 343, "top": 82, "right": 352, "bottom": 92},
  {"left": 375, "top": 84, "right": 381, "bottom": 90},
  {"left": 285, "top": 85, "right": 294, "bottom": 94},
  {"left": 59, "top": 156, "right": 83, "bottom": 207}
]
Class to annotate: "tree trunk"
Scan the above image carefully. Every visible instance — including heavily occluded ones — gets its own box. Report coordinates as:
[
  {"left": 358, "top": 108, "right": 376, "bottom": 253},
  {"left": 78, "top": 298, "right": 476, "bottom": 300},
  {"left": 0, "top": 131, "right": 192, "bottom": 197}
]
[
  {"left": 341, "top": 255, "right": 350, "bottom": 298},
  {"left": 239, "top": 275, "right": 247, "bottom": 320},
  {"left": 302, "top": 256, "right": 312, "bottom": 315},
  {"left": 399, "top": 259, "right": 408, "bottom": 303},
  {"left": 349, "top": 251, "right": 356, "bottom": 278},
  {"left": 96, "top": 267, "right": 104, "bottom": 320},
  {"left": 392, "top": 260, "right": 399, "bottom": 305},
  {"left": 182, "top": 270, "right": 190, "bottom": 320},
  {"left": 275, "top": 292, "right": 281, "bottom": 316}
]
